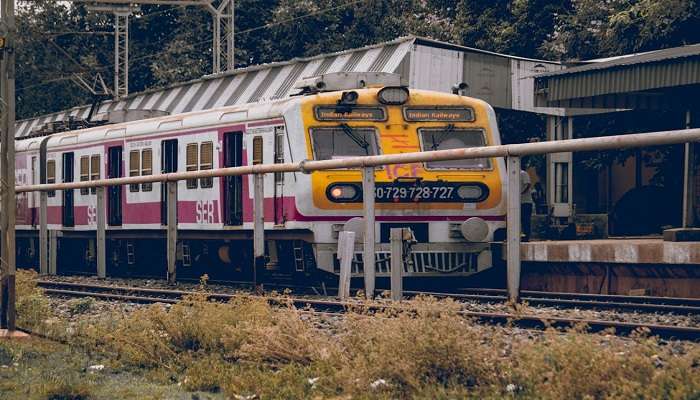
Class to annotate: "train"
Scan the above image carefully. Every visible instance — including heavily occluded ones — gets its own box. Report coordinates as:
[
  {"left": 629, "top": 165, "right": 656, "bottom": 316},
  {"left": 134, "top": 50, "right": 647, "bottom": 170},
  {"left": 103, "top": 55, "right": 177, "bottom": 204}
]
[{"left": 13, "top": 72, "right": 506, "bottom": 282}]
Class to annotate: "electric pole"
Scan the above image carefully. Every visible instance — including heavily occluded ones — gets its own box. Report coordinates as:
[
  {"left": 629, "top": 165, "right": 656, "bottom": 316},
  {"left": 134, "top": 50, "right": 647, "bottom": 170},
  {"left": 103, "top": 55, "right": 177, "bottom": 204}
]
[
  {"left": 72, "top": 0, "right": 235, "bottom": 80},
  {"left": 85, "top": 3, "right": 136, "bottom": 99},
  {"left": 0, "top": 0, "right": 17, "bottom": 332}
]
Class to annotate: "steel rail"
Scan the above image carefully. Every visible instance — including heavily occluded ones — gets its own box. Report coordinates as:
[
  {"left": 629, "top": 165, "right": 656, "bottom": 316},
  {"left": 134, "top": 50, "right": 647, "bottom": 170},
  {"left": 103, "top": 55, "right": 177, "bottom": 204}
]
[
  {"left": 405, "top": 290, "right": 700, "bottom": 315},
  {"left": 456, "top": 288, "right": 700, "bottom": 307},
  {"left": 15, "top": 127, "right": 700, "bottom": 193},
  {"left": 38, "top": 280, "right": 700, "bottom": 341},
  {"left": 38, "top": 279, "right": 700, "bottom": 315}
]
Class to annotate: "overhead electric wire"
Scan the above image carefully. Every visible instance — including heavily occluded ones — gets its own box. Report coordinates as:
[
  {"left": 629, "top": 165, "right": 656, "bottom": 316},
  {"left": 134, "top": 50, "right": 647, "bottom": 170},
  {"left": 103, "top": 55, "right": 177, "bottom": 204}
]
[{"left": 17, "top": 0, "right": 371, "bottom": 94}]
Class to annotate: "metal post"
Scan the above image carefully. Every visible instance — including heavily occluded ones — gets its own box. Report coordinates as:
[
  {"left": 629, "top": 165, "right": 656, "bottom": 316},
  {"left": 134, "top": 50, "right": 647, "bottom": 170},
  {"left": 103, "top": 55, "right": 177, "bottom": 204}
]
[
  {"left": 96, "top": 187, "right": 106, "bottom": 278},
  {"left": 211, "top": 6, "right": 219, "bottom": 73},
  {"left": 39, "top": 191, "right": 47, "bottom": 275},
  {"left": 683, "top": 110, "right": 695, "bottom": 228},
  {"left": 253, "top": 173, "right": 264, "bottom": 285},
  {"left": 507, "top": 156, "right": 521, "bottom": 303},
  {"left": 0, "top": 0, "right": 17, "bottom": 331},
  {"left": 48, "top": 230, "right": 57, "bottom": 275},
  {"left": 337, "top": 231, "right": 354, "bottom": 300},
  {"left": 228, "top": 0, "right": 234, "bottom": 71},
  {"left": 166, "top": 181, "right": 177, "bottom": 284},
  {"left": 362, "top": 167, "right": 375, "bottom": 298},
  {"left": 389, "top": 228, "right": 404, "bottom": 301}
]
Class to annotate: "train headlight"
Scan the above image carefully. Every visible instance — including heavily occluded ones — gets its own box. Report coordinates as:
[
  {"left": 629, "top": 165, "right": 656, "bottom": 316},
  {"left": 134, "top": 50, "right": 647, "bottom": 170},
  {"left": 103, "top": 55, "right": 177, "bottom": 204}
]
[
  {"left": 460, "top": 217, "right": 489, "bottom": 242},
  {"left": 377, "top": 86, "right": 409, "bottom": 105},
  {"left": 457, "top": 184, "right": 484, "bottom": 201},
  {"left": 327, "top": 184, "right": 360, "bottom": 202}
]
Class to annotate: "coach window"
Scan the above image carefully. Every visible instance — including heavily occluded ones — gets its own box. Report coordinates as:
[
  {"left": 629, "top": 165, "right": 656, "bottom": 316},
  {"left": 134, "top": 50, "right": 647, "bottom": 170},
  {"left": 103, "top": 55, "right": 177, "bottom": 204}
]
[
  {"left": 186, "top": 143, "right": 198, "bottom": 189},
  {"left": 141, "top": 149, "right": 153, "bottom": 192},
  {"left": 200, "top": 141, "right": 213, "bottom": 188},
  {"left": 46, "top": 160, "right": 56, "bottom": 197},
  {"left": 90, "top": 155, "right": 100, "bottom": 194},
  {"left": 310, "top": 127, "right": 379, "bottom": 161},
  {"left": 419, "top": 128, "right": 490, "bottom": 170},
  {"left": 129, "top": 150, "right": 140, "bottom": 192},
  {"left": 80, "top": 156, "right": 90, "bottom": 195}
]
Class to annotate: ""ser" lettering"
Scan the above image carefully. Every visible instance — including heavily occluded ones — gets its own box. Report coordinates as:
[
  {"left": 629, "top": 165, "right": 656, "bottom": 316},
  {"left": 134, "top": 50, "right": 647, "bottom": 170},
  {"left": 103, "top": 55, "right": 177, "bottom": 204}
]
[{"left": 196, "top": 200, "right": 215, "bottom": 224}]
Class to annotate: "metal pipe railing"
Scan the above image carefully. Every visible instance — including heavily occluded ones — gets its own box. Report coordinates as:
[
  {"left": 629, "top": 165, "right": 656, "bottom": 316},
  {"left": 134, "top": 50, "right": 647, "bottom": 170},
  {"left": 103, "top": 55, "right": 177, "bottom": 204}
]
[
  {"left": 15, "top": 127, "right": 700, "bottom": 193},
  {"left": 14, "top": 127, "right": 700, "bottom": 302}
]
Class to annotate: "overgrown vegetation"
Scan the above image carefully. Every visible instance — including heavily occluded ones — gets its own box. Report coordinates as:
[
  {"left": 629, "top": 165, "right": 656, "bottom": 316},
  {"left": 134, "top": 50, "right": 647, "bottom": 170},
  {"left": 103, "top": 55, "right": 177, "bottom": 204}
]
[
  {"left": 7, "top": 272, "right": 700, "bottom": 399},
  {"left": 15, "top": 269, "right": 51, "bottom": 331}
]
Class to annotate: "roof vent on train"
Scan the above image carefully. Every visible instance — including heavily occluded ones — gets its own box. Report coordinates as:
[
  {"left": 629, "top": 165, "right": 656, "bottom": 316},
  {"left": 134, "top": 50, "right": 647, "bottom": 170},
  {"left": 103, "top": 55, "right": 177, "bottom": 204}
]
[
  {"left": 103, "top": 109, "right": 169, "bottom": 124},
  {"left": 294, "top": 72, "right": 401, "bottom": 94},
  {"left": 27, "top": 116, "right": 109, "bottom": 139}
]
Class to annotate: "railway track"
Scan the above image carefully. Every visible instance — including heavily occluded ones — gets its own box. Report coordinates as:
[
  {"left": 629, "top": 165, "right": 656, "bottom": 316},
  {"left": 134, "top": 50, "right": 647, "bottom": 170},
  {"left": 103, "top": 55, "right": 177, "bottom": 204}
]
[
  {"left": 37, "top": 280, "right": 700, "bottom": 341},
  {"left": 408, "top": 289, "right": 700, "bottom": 315}
]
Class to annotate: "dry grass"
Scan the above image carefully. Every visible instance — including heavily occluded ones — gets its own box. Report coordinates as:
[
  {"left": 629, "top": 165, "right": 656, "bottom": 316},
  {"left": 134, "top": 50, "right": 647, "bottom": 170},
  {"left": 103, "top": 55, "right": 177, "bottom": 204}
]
[
  {"left": 15, "top": 269, "right": 51, "bottom": 330},
  {"left": 14, "top": 271, "right": 700, "bottom": 399}
]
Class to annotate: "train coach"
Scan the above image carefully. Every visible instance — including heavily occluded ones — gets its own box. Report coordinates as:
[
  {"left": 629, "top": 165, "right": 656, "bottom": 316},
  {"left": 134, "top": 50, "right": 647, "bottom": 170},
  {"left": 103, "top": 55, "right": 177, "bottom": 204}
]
[{"left": 14, "top": 72, "right": 506, "bottom": 282}]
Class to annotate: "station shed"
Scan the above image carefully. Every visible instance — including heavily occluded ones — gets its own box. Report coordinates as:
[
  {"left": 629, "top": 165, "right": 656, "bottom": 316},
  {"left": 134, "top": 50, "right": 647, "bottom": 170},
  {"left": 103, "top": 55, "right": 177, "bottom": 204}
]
[
  {"left": 534, "top": 44, "right": 700, "bottom": 237},
  {"left": 15, "top": 35, "right": 569, "bottom": 141}
]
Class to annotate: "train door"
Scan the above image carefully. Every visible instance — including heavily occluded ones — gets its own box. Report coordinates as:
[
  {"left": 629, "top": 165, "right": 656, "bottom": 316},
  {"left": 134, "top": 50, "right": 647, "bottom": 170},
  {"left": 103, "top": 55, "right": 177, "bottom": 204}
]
[
  {"left": 160, "top": 139, "right": 178, "bottom": 225},
  {"left": 273, "top": 126, "right": 285, "bottom": 224},
  {"left": 31, "top": 156, "right": 37, "bottom": 226},
  {"left": 62, "top": 152, "right": 75, "bottom": 227},
  {"left": 108, "top": 146, "right": 123, "bottom": 226},
  {"left": 223, "top": 132, "right": 242, "bottom": 225}
]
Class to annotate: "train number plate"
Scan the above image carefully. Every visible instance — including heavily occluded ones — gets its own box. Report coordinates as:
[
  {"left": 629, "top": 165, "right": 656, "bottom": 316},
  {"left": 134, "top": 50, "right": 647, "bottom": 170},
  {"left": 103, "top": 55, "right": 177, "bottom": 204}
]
[
  {"left": 327, "top": 181, "right": 487, "bottom": 203},
  {"left": 373, "top": 182, "right": 480, "bottom": 203}
]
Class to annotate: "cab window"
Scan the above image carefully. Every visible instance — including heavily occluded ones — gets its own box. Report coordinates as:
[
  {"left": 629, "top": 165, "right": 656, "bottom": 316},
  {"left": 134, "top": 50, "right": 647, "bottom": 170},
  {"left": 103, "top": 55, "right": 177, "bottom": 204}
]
[
  {"left": 310, "top": 126, "right": 379, "bottom": 160},
  {"left": 419, "top": 128, "right": 490, "bottom": 169}
]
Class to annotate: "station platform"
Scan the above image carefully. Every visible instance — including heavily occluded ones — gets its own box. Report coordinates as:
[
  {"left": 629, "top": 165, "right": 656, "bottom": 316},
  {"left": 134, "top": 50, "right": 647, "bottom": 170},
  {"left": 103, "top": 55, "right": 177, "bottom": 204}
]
[
  {"left": 521, "top": 238, "right": 700, "bottom": 265},
  {"left": 516, "top": 238, "right": 700, "bottom": 298}
]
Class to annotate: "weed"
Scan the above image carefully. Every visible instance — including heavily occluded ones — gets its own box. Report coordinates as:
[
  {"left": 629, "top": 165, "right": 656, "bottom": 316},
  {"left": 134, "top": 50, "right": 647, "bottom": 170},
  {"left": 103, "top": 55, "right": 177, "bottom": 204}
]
[
  {"left": 66, "top": 298, "right": 95, "bottom": 315},
  {"left": 15, "top": 269, "right": 51, "bottom": 330},
  {"left": 39, "top": 378, "right": 95, "bottom": 400}
]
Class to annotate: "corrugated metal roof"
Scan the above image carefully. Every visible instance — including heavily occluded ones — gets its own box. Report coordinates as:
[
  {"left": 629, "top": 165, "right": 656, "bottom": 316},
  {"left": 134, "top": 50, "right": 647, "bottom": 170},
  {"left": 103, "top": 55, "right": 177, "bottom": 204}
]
[
  {"left": 16, "top": 36, "right": 416, "bottom": 138},
  {"left": 534, "top": 43, "right": 700, "bottom": 109},
  {"left": 537, "top": 43, "right": 700, "bottom": 78}
]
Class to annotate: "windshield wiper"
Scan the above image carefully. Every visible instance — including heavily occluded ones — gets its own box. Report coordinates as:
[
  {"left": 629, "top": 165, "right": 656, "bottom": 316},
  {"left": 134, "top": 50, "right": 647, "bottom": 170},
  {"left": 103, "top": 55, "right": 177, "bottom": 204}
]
[
  {"left": 431, "top": 123, "right": 455, "bottom": 150},
  {"left": 339, "top": 123, "right": 371, "bottom": 154}
]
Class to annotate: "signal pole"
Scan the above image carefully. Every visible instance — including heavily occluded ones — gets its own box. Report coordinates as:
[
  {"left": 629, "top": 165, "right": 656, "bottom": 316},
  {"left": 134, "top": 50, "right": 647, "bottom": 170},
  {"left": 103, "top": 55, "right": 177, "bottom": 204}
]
[{"left": 0, "top": 0, "right": 17, "bottom": 332}]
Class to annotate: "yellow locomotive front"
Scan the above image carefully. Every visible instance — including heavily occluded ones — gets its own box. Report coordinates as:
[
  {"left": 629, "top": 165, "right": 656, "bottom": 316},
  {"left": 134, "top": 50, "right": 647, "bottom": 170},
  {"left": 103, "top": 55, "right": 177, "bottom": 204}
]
[{"left": 290, "top": 73, "right": 506, "bottom": 277}]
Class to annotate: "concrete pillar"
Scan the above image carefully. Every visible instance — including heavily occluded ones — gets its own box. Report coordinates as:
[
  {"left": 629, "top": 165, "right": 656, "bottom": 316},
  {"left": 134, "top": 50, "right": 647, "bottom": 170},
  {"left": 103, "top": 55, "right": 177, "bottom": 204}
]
[
  {"left": 48, "top": 230, "right": 57, "bottom": 275},
  {"left": 166, "top": 181, "right": 177, "bottom": 284},
  {"left": 96, "top": 187, "right": 106, "bottom": 279},
  {"left": 253, "top": 173, "right": 265, "bottom": 285},
  {"left": 39, "top": 191, "right": 48, "bottom": 275},
  {"left": 337, "top": 231, "right": 354, "bottom": 300},
  {"left": 507, "top": 156, "right": 522, "bottom": 302},
  {"left": 389, "top": 228, "right": 405, "bottom": 301}
]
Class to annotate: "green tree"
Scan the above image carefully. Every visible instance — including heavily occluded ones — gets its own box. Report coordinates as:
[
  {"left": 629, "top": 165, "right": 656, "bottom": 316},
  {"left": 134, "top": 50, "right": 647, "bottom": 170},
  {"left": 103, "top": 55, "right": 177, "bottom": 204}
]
[{"left": 543, "top": 0, "right": 700, "bottom": 59}]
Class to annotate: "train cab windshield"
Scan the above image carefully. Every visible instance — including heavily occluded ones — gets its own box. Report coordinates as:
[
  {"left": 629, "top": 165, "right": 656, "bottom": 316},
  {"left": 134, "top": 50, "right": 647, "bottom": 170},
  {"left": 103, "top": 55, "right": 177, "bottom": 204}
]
[
  {"left": 311, "top": 126, "right": 380, "bottom": 160},
  {"left": 419, "top": 127, "right": 490, "bottom": 170}
]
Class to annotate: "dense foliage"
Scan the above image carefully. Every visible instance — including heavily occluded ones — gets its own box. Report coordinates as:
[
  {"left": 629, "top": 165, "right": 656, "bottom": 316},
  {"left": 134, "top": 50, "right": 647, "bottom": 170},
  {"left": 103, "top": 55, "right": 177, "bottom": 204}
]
[{"left": 16, "top": 0, "right": 700, "bottom": 120}]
